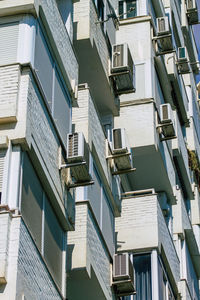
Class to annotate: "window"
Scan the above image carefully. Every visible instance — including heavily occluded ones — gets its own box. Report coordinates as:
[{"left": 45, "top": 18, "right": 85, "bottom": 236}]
[
  {"left": 0, "top": 149, "right": 6, "bottom": 204},
  {"left": 34, "top": 22, "right": 72, "bottom": 148},
  {"left": 119, "top": 0, "right": 137, "bottom": 20},
  {"left": 0, "top": 21, "right": 19, "bottom": 65},
  {"left": 21, "top": 153, "right": 64, "bottom": 289},
  {"left": 121, "top": 253, "right": 152, "bottom": 300},
  {"left": 88, "top": 162, "right": 115, "bottom": 255},
  {"left": 158, "top": 257, "right": 175, "bottom": 300}
]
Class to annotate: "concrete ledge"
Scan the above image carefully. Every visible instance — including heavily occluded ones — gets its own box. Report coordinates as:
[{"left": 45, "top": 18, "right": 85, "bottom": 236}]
[
  {"left": 0, "top": 0, "right": 39, "bottom": 17},
  {"left": 0, "top": 136, "right": 9, "bottom": 149}
]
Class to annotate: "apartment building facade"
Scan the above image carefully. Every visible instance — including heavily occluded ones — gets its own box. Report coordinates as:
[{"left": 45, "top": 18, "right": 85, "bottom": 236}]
[{"left": 0, "top": 0, "right": 200, "bottom": 299}]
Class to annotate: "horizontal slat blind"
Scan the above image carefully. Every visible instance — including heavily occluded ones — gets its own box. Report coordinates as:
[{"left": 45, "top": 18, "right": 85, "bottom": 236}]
[
  {"left": 44, "top": 197, "right": 63, "bottom": 289},
  {"left": 21, "top": 153, "right": 43, "bottom": 251},
  {"left": 0, "top": 22, "right": 19, "bottom": 65},
  {"left": 0, "top": 150, "right": 6, "bottom": 193}
]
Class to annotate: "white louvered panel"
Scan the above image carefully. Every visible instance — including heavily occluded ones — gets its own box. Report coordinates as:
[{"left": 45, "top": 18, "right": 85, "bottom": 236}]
[
  {"left": 0, "top": 22, "right": 19, "bottom": 65},
  {"left": 0, "top": 150, "right": 6, "bottom": 192}
]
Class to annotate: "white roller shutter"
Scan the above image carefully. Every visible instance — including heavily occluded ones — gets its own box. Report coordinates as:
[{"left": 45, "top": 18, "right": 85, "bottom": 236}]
[
  {"left": 0, "top": 22, "right": 19, "bottom": 65},
  {"left": 0, "top": 150, "right": 6, "bottom": 193}
]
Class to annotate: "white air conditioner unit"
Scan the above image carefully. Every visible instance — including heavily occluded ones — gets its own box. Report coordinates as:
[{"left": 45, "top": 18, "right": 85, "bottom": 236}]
[
  {"left": 113, "top": 253, "right": 135, "bottom": 296},
  {"left": 112, "top": 128, "right": 128, "bottom": 154},
  {"left": 186, "top": 0, "right": 197, "bottom": 11},
  {"left": 67, "top": 132, "right": 91, "bottom": 182},
  {"left": 111, "top": 43, "right": 135, "bottom": 93},
  {"left": 112, "top": 128, "right": 133, "bottom": 171},
  {"left": 186, "top": 0, "right": 198, "bottom": 24},
  {"left": 160, "top": 104, "right": 176, "bottom": 138},
  {"left": 177, "top": 47, "right": 190, "bottom": 73},
  {"left": 156, "top": 17, "right": 173, "bottom": 52},
  {"left": 157, "top": 17, "right": 170, "bottom": 36}
]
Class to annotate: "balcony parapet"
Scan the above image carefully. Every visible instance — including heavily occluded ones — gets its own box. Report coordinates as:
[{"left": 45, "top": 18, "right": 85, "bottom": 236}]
[{"left": 116, "top": 191, "right": 180, "bottom": 284}]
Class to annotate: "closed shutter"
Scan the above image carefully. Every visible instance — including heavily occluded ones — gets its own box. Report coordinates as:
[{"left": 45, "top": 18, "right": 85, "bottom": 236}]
[
  {"left": 53, "top": 69, "right": 71, "bottom": 148},
  {"left": 34, "top": 25, "right": 54, "bottom": 108},
  {"left": 21, "top": 153, "right": 43, "bottom": 251},
  {"left": 101, "top": 189, "right": 115, "bottom": 255},
  {"left": 44, "top": 197, "right": 63, "bottom": 289},
  {"left": 0, "top": 22, "right": 19, "bottom": 65},
  {"left": 88, "top": 165, "right": 101, "bottom": 226},
  {"left": 0, "top": 150, "right": 6, "bottom": 193}
]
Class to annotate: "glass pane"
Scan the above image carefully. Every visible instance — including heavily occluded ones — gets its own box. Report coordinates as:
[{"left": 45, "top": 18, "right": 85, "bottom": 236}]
[
  {"left": 127, "top": 0, "right": 137, "bottom": 18},
  {"left": 133, "top": 254, "right": 152, "bottom": 300},
  {"left": 21, "top": 153, "right": 43, "bottom": 251},
  {"left": 119, "top": 1, "right": 124, "bottom": 19}
]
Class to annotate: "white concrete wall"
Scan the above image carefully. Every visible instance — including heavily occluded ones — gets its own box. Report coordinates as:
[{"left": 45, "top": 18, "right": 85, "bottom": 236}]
[
  {"left": 116, "top": 194, "right": 180, "bottom": 283},
  {"left": 0, "top": 212, "right": 20, "bottom": 300}
]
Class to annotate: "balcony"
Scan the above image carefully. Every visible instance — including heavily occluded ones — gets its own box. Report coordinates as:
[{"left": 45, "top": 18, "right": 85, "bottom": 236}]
[
  {"left": 173, "top": 189, "right": 200, "bottom": 278},
  {"left": 115, "top": 191, "right": 180, "bottom": 285},
  {"left": 191, "top": 186, "right": 200, "bottom": 226},
  {"left": 114, "top": 102, "right": 177, "bottom": 204},
  {"left": 172, "top": 113, "right": 193, "bottom": 199},
  {"left": 178, "top": 280, "right": 193, "bottom": 300},
  {"left": 181, "top": 15, "right": 199, "bottom": 74},
  {"left": 67, "top": 203, "right": 113, "bottom": 300},
  {"left": 164, "top": 53, "right": 189, "bottom": 125},
  {"left": 72, "top": 85, "right": 121, "bottom": 215},
  {"left": 73, "top": 0, "right": 118, "bottom": 116}
]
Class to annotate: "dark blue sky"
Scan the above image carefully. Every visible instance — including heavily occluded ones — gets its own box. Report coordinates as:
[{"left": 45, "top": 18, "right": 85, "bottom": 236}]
[{"left": 193, "top": 0, "right": 200, "bottom": 82}]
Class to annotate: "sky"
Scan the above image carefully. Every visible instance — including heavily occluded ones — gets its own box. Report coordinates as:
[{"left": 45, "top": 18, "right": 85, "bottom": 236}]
[{"left": 193, "top": 0, "right": 200, "bottom": 83}]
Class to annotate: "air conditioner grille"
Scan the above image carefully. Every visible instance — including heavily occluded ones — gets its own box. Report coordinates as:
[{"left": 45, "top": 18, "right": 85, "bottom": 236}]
[
  {"left": 162, "top": 105, "right": 169, "bottom": 120},
  {"left": 113, "top": 129, "right": 122, "bottom": 150},
  {"left": 68, "top": 133, "right": 79, "bottom": 157},
  {"left": 114, "top": 253, "right": 128, "bottom": 277},
  {"left": 121, "top": 254, "right": 127, "bottom": 275},
  {"left": 115, "top": 254, "right": 121, "bottom": 276},
  {"left": 158, "top": 18, "right": 166, "bottom": 32},
  {"left": 113, "top": 45, "right": 124, "bottom": 68},
  {"left": 187, "top": 0, "right": 194, "bottom": 9}
]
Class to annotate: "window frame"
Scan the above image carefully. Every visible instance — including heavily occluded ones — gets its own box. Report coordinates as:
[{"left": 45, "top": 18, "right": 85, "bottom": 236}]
[{"left": 118, "top": 0, "right": 137, "bottom": 20}]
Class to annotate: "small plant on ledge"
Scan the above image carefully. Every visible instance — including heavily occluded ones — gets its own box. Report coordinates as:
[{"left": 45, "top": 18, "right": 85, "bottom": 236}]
[{"left": 188, "top": 149, "right": 200, "bottom": 191}]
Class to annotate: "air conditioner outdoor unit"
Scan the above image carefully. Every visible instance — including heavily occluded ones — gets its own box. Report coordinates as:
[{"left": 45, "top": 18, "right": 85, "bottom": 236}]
[
  {"left": 186, "top": 0, "right": 197, "bottom": 11},
  {"left": 156, "top": 17, "right": 173, "bottom": 52},
  {"left": 67, "top": 132, "right": 91, "bottom": 182},
  {"left": 160, "top": 104, "right": 176, "bottom": 138},
  {"left": 157, "top": 17, "right": 170, "bottom": 36},
  {"left": 112, "top": 253, "right": 135, "bottom": 296},
  {"left": 112, "top": 128, "right": 133, "bottom": 170},
  {"left": 111, "top": 43, "right": 135, "bottom": 93},
  {"left": 177, "top": 47, "right": 190, "bottom": 73},
  {"left": 112, "top": 128, "right": 128, "bottom": 154},
  {"left": 186, "top": 0, "right": 198, "bottom": 24}
]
